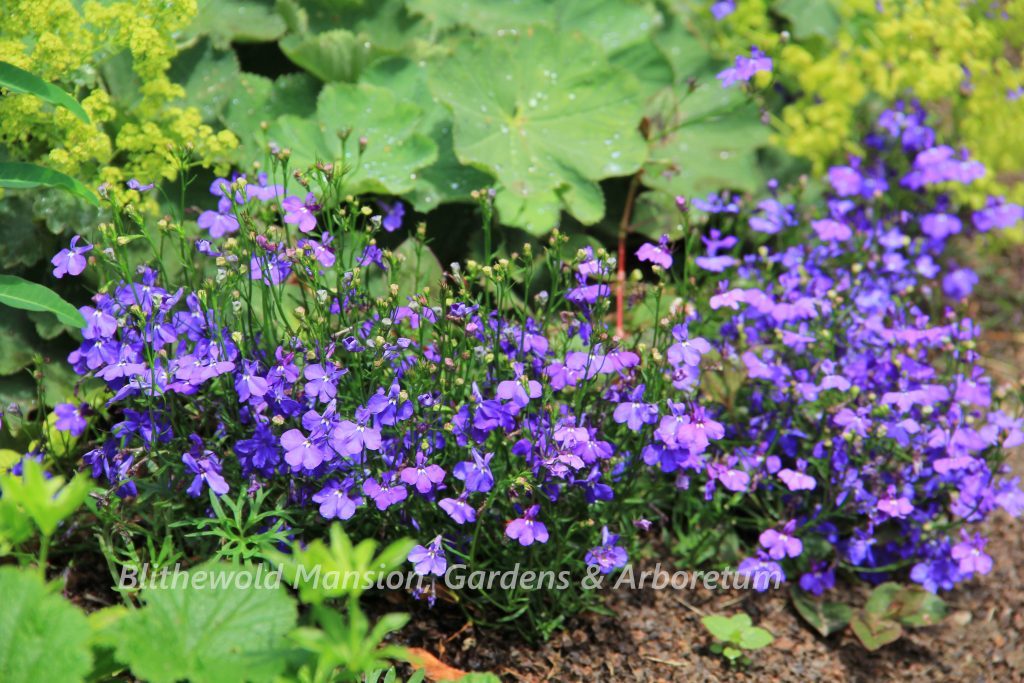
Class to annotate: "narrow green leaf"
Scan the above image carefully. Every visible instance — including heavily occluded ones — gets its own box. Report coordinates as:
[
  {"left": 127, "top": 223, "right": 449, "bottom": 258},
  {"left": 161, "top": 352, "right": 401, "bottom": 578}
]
[
  {"left": 0, "top": 162, "right": 98, "bottom": 206},
  {"left": 0, "top": 61, "right": 90, "bottom": 123},
  {"left": 0, "top": 275, "right": 85, "bottom": 328}
]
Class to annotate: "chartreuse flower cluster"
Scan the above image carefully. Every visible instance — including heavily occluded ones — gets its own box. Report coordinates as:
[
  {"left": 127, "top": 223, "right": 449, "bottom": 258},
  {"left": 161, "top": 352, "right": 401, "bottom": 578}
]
[
  {"left": 7, "top": 99, "right": 1022, "bottom": 637},
  {"left": 708, "top": 0, "right": 1024, "bottom": 206},
  {"left": 0, "top": 0, "right": 236, "bottom": 199}
]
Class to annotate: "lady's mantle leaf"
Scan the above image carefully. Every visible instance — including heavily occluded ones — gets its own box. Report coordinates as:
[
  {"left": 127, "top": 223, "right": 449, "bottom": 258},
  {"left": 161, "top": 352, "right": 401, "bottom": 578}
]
[
  {"left": 112, "top": 563, "right": 297, "bottom": 683},
  {"left": 0, "top": 567, "right": 93, "bottom": 683},
  {"left": 269, "top": 82, "right": 438, "bottom": 195},
  {"left": 428, "top": 27, "right": 647, "bottom": 234}
]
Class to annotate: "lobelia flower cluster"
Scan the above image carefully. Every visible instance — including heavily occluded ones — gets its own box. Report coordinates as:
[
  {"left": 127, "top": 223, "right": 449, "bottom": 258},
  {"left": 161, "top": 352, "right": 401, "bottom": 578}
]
[{"left": 34, "top": 101, "right": 1022, "bottom": 624}]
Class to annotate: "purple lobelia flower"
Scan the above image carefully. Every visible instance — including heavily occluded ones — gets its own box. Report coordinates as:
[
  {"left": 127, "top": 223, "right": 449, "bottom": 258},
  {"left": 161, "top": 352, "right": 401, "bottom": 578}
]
[
  {"left": 877, "top": 485, "right": 914, "bottom": 519},
  {"left": 636, "top": 235, "right": 673, "bottom": 269},
  {"left": 51, "top": 236, "right": 92, "bottom": 278},
  {"left": 505, "top": 504, "right": 549, "bottom": 546},
  {"left": 312, "top": 479, "right": 361, "bottom": 520},
  {"left": 362, "top": 473, "right": 408, "bottom": 511},
  {"left": 379, "top": 200, "right": 405, "bottom": 232},
  {"left": 198, "top": 197, "right": 240, "bottom": 238},
  {"left": 951, "top": 531, "right": 993, "bottom": 576},
  {"left": 613, "top": 385, "right": 659, "bottom": 431},
  {"left": 453, "top": 450, "right": 495, "bottom": 493},
  {"left": 366, "top": 383, "right": 414, "bottom": 425},
  {"left": 710, "top": 0, "right": 735, "bottom": 20},
  {"left": 584, "top": 526, "right": 629, "bottom": 574},
  {"left": 126, "top": 178, "right": 155, "bottom": 192},
  {"left": 717, "top": 47, "right": 772, "bottom": 87},
  {"left": 282, "top": 193, "right": 319, "bottom": 233},
  {"left": 408, "top": 535, "right": 446, "bottom": 576},
  {"left": 439, "top": 494, "right": 477, "bottom": 524},
  {"left": 280, "top": 428, "right": 327, "bottom": 471},
  {"left": 759, "top": 520, "right": 803, "bottom": 559},
  {"left": 182, "top": 435, "right": 229, "bottom": 497},
  {"left": 53, "top": 402, "right": 88, "bottom": 436},
  {"left": 303, "top": 362, "right": 344, "bottom": 403},
  {"left": 330, "top": 406, "right": 382, "bottom": 457},
  {"left": 496, "top": 363, "right": 542, "bottom": 408},
  {"left": 400, "top": 453, "right": 446, "bottom": 494},
  {"left": 798, "top": 563, "right": 836, "bottom": 596},
  {"left": 737, "top": 554, "right": 785, "bottom": 591},
  {"left": 235, "top": 360, "right": 269, "bottom": 402}
]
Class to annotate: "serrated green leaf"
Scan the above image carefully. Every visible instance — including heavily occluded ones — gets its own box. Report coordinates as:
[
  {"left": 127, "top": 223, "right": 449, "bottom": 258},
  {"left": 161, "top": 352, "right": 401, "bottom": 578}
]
[
  {"left": 0, "top": 567, "right": 93, "bottom": 683},
  {"left": 169, "top": 40, "right": 241, "bottom": 122},
  {"left": 271, "top": 82, "right": 438, "bottom": 194},
  {"left": 790, "top": 588, "right": 852, "bottom": 637},
  {"left": 184, "top": 0, "right": 287, "bottom": 47},
  {"left": 362, "top": 57, "right": 493, "bottom": 209},
  {"left": 0, "top": 163, "right": 98, "bottom": 206},
  {"left": 280, "top": 28, "right": 378, "bottom": 82},
  {"left": 429, "top": 28, "right": 647, "bottom": 234},
  {"left": 112, "top": 563, "right": 297, "bottom": 683},
  {"left": 0, "top": 458, "right": 91, "bottom": 537},
  {"left": 0, "top": 61, "right": 90, "bottom": 124},
  {"left": 644, "top": 81, "right": 769, "bottom": 199},
  {"left": 0, "top": 275, "right": 86, "bottom": 328}
]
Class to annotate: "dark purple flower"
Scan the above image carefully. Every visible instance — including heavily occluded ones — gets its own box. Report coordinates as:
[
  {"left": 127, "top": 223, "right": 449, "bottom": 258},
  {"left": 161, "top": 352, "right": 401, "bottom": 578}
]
[
  {"left": 379, "top": 200, "right": 405, "bottom": 232},
  {"left": 584, "top": 526, "right": 629, "bottom": 574},
  {"left": 54, "top": 402, "right": 87, "bottom": 436},
  {"left": 453, "top": 450, "right": 494, "bottom": 493},
  {"left": 182, "top": 437, "right": 229, "bottom": 497}
]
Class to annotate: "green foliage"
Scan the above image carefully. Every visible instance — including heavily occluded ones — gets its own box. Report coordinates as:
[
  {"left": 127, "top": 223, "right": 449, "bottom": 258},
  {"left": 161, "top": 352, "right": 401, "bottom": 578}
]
[
  {"left": 790, "top": 587, "right": 852, "bottom": 637},
  {"left": 269, "top": 523, "right": 414, "bottom": 604},
  {"left": 0, "top": 275, "right": 86, "bottom": 328},
  {"left": 185, "top": 0, "right": 772, "bottom": 232},
  {"left": 0, "top": 457, "right": 91, "bottom": 538},
  {"left": 0, "top": 162, "right": 98, "bottom": 206},
  {"left": 849, "top": 582, "right": 947, "bottom": 651},
  {"left": 0, "top": 61, "right": 89, "bottom": 124},
  {"left": 179, "top": 488, "right": 297, "bottom": 562},
  {"left": 0, "top": 566, "right": 93, "bottom": 683},
  {"left": 270, "top": 82, "right": 438, "bottom": 194},
  {"left": 429, "top": 27, "right": 647, "bottom": 233},
  {"left": 702, "top": 613, "right": 774, "bottom": 664},
  {"left": 110, "top": 563, "right": 298, "bottom": 683}
]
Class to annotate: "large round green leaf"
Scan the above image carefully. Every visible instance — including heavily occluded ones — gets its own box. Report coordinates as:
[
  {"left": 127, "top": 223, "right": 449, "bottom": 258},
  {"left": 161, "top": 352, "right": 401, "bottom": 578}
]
[
  {"left": 363, "top": 57, "right": 493, "bottom": 209},
  {"left": 269, "top": 82, "right": 438, "bottom": 195},
  {"left": 0, "top": 567, "right": 93, "bottom": 683},
  {"left": 643, "top": 82, "right": 770, "bottom": 199},
  {"left": 428, "top": 27, "right": 647, "bottom": 234},
  {"left": 112, "top": 563, "right": 297, "bottom": 683}
]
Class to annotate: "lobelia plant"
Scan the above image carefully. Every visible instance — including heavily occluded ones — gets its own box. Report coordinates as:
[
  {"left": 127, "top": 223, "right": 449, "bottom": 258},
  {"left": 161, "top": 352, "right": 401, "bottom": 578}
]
[
  {"left": 15, "top": 96, "right": 1024, "bottom": 645},
  {"left": 701, "top": 612, "right": 774, "bottom": 665}
]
